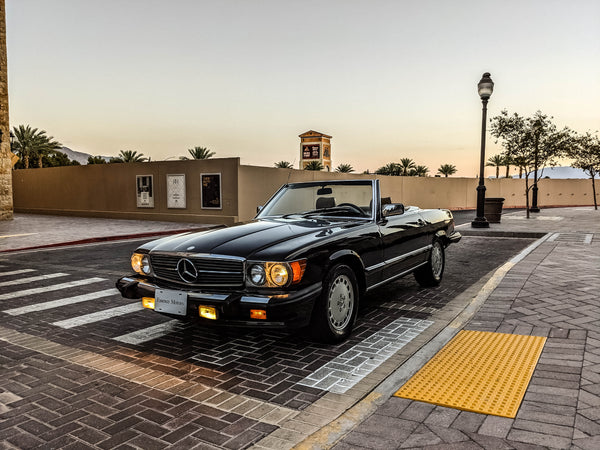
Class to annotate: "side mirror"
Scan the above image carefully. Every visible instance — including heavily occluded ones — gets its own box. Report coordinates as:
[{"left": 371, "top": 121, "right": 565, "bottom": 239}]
[
  {"left": 256, "top": 205, "right": 263, "bottom": 214},
  {"left": 382, "top": 203, "right": 405, "bottom": 217}
]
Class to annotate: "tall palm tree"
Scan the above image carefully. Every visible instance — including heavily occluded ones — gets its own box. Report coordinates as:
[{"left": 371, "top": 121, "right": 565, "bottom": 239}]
[
  {"left": 304, "top": 161, "right": 323, "bottom": 171},
  {"left": 437, "top": 164, "right": 457, "bottom": 177},
  {"left": 112, "top": 150, "right": 148, "bottom": 163},
  {"left": 486, "top": 154, "right": 504, "bottom": 178},
  {"left": 398, "top": 158, "right": 417, "bottom": 176},
  {"left": 12, "top": 125, "right": 61, "bottom": 169},
  {"left": 184, "top": 146, "right": 215, "bottom": 160},
  {"left": 274, "top": 161, "right": 293, "bottom": 168},
  {"left": 335, "top": 163, "right": 354, "bottom": 173}
]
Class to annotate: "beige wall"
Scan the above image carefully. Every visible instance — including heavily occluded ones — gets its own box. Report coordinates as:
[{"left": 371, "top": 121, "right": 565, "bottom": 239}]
[
  {"left": 13, "top": 157, "right": 598, "bottom": 224},
  {"left": 13, "top": 158, "right": 240, "bottom": 225}
]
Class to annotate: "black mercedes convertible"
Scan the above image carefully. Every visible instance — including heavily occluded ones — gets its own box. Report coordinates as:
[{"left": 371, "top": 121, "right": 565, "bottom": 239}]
[{"left": 116, "top": 179, "right": 461, "bottom": 342}]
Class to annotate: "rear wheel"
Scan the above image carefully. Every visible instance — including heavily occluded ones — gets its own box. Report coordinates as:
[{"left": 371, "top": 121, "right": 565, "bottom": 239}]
[
  {"left": 311, "top": 264, "right": 358, "bottom": 343},
  {"left": 414, "top": 239, "right": 445, "bottom": 287}
]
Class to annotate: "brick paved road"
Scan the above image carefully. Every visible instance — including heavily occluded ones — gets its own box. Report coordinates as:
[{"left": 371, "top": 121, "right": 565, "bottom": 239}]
[
  {"left": 334, "top": 210, "right": 600, "bottom": 450},
  {"left": 0, "top": 235, "right": 534, "bottom": 449}
]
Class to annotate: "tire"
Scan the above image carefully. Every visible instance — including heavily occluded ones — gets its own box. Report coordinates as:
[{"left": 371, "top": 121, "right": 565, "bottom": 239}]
[
  {"left": 311, "top": 264, "right": 359, "bottom": 343},
  {"left": 414, "top": 239, "right": 445, "bottom": 287}
]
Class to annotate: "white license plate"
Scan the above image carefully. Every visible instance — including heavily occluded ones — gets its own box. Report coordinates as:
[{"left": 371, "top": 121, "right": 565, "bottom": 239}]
[{"left": 155, "top": 289, "right": 187, "bottom": 316}]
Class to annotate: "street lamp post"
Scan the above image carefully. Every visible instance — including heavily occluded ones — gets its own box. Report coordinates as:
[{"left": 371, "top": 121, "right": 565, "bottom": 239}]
[
  {"left": 471, "top": 72, "right": 494, "bottom": 228},
  {"left": 530, "top": 145, "right": 540, "bottom": 212}
]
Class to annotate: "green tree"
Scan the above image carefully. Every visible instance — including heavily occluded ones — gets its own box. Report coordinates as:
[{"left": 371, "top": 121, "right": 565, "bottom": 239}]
[
  {"left": 437, "top": 164, "right": 457, "bottom": 177},
  {"left": 398, "top": 158, "right": 417, "bottom": 176},
  {"left": 568, "top": 132, "right": 600, "bottom": 210},
  {"left": 490, "top": 110, "right": 574, "bottom": 217},
  {"left": 411, "top": 165, "right": 429, "bottom": 177},
  {"left": 87, "top": 155, "right": 107, "bottom": 164},
  {"left": 335, "top": 163, "right": 354, "bottom": 173},
  {"left": 274, "top": 161, "right": 293, "bottom": 168},
  {"left": 111, "top": 150, "right": 148, "bottom": 163},
  {"left": 12, "top": 125, "right": 62, "bottom": 169},
  {"left": 304, "top": 161, "right": 323, "bottom": 171},
  {"left": 375, "top": 163, "right": 400, "bottom": 176},
  {"left": 486, "top": 154, "right": 505, "bottom": 178},
  {"left": 183, "top": 146, "right": 215, "bottom": 160},
  {"left": 43, "top": 151, "right": 80, "bottom": 167}
]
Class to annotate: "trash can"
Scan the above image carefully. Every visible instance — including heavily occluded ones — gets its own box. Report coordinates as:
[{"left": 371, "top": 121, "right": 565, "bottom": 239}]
[{"left": 484, "top": 197, "right": 505, "bottom": 223}]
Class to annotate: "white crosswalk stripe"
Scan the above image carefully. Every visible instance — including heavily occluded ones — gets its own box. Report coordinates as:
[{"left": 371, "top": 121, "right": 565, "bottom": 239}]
[
  {"left": 0, "top": 273, "right": 69, "bottom": 287},
  {"left": 0, "top": 277, "right": 106, "bottom": 300},
  {"left": 52, "top": 302, "right": 144, "bottom": 329},
  {"left": 0, "top": 269, "right": 36, "bottom": 277},
  {"left": 113, "top": 320, "right": 183, "bottom": 345},
  {"left": 2, "top": 288, "right": 119, "bottom": 316}
]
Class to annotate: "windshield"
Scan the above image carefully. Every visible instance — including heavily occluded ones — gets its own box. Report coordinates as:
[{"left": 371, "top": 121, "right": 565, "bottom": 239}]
[{"left": 257, "top": 181, "right": 374, "bottom": 219}]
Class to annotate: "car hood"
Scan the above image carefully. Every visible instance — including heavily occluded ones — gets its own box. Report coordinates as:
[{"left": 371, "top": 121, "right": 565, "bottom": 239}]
[{"left": 141, "top": 218, "right": 363, "bottom": 260}]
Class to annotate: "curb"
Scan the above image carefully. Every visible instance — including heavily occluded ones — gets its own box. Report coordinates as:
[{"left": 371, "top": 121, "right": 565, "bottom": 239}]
[
  {"left": 296, "top": 232, "right": 552, "bottom": 449},
  {"left": 0, "top": 227, "right": 214, "bottom": 253}
]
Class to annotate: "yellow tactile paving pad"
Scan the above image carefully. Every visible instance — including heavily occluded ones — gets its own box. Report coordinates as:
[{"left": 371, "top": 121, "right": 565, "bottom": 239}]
[{"left": 395, "top": 330, "right": 546, "bottom": 418}]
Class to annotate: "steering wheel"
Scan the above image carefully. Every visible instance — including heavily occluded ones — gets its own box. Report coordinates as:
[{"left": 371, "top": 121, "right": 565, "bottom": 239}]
[{"left": 337, "top": 203, "right": 368, "bottom": 217}]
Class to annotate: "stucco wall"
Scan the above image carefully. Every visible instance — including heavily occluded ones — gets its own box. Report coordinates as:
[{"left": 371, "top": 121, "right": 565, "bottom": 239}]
[
  {"left": 13, "top": 158, "right": 240, "bottom": 225},
  {"left": 12, "top": 157, "right": 598, "bottom": 224}
]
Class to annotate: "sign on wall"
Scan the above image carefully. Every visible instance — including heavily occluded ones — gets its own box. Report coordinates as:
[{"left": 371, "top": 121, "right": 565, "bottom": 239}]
[
  {"left": 166, "top": 174, "right": 186, "bottom": 209},
  {"left": 136, "top": 175, "right": 154, "bottom": 208},
  {"left": 302, "top": 144, "right": 320, "bottom": 159},
  {"left": 201, "top": 173, "right": 222, "bottom": 209}
]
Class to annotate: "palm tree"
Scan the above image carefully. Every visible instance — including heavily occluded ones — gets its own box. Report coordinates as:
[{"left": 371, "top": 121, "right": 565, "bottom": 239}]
[
  {"left": 375, "top": 163, "right": 400, "bottom": 176},
  {"left": 274, "top": 161, "right": 293, "bottom": 169},
  {"left": 304, "top": 161, "right": 323, "bottom": 171},
  {"left": 486, "top": 154, "right": 504, "bottom": 178},
  {"left": 412, "top": 165, "right": 429, "bottom": 177},
  {"left": 87, "top": 156, "right": 107, "bottom": 164},
  {"left": 437, "top": 164, "right": 457, "bottom": 177},
  {"left": 335, "top": 163, "right": 354, "bottom": 173},
  {"left": 398, "top": 158, "right": 417, "bottom": 176},
  {"left": 111, "top": 150, "right": 148, "bottom": 163},
  {"left": 183, "top": 146, "right": 215, "bottom": 160},
  {"left": 12, "top": 125, "right": 61, "bottom": 169}
]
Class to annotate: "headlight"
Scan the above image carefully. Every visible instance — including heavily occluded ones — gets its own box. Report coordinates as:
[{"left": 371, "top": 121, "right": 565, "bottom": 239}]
[
  {"left": 131, "top": 253, "right": 151, "bottom": 275},
  {"left": 249, "top": 264, "right": 266, "bottom": 285},
  {"left": 247, "top": 260, "right": 306, "bottom": 288},
  {"left": 268, "top": 263, "right": 289, "bottom": 287}
]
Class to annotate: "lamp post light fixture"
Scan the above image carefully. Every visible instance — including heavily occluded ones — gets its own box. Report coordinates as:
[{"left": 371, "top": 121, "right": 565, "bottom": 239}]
[{"left": 471, "top": 72, "right": 494, "bottom": 228}]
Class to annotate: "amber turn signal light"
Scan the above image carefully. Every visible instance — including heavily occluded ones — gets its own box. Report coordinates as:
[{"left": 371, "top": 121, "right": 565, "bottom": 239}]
[{"left": 250, "top": 309, "right": 267, "bottom": 320}]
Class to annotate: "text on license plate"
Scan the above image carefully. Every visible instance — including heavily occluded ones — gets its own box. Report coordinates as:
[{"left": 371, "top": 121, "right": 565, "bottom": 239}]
[{"left": 155, "top": 289, "right": 187, "bottom": 316}]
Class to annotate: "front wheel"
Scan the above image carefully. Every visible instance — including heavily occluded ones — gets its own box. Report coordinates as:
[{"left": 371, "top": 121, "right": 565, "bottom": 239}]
[
  {"left": 414, "top": 239, "right": 445, "bottom": 287},
  {"left": 311, "top": 264, "right": 359, "bottom": 343}
]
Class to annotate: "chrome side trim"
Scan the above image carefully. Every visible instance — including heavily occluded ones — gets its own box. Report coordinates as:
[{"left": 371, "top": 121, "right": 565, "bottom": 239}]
[
  {"left": 366, "top": 261, "right": 428, "bottom": 291},
  {"left": 365, "top": 244, "right": 432, "bottom": 272}
]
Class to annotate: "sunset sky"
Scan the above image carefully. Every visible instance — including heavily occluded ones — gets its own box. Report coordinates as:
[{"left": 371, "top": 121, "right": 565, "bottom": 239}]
[{"left": 6, "top": 0, "right": 600, "bottom": 176}]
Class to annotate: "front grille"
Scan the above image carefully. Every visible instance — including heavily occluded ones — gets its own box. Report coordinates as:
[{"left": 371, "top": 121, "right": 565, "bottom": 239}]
[{"left": 150, "top": 253, "right": 244, "bottom": 287}]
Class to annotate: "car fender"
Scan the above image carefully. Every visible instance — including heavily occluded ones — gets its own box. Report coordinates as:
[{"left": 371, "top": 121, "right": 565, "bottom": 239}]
[{"left": 327, "top": 249, "right": 367, "bottom": 294}]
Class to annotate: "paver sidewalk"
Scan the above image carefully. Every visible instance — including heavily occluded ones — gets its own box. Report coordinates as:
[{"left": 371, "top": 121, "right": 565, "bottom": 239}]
[
  {"left": 0, "top": 214, "right": 210, "bottom": 252},
  {"left": 331, "top": 207, "right": 600, "bottom": 449}
]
